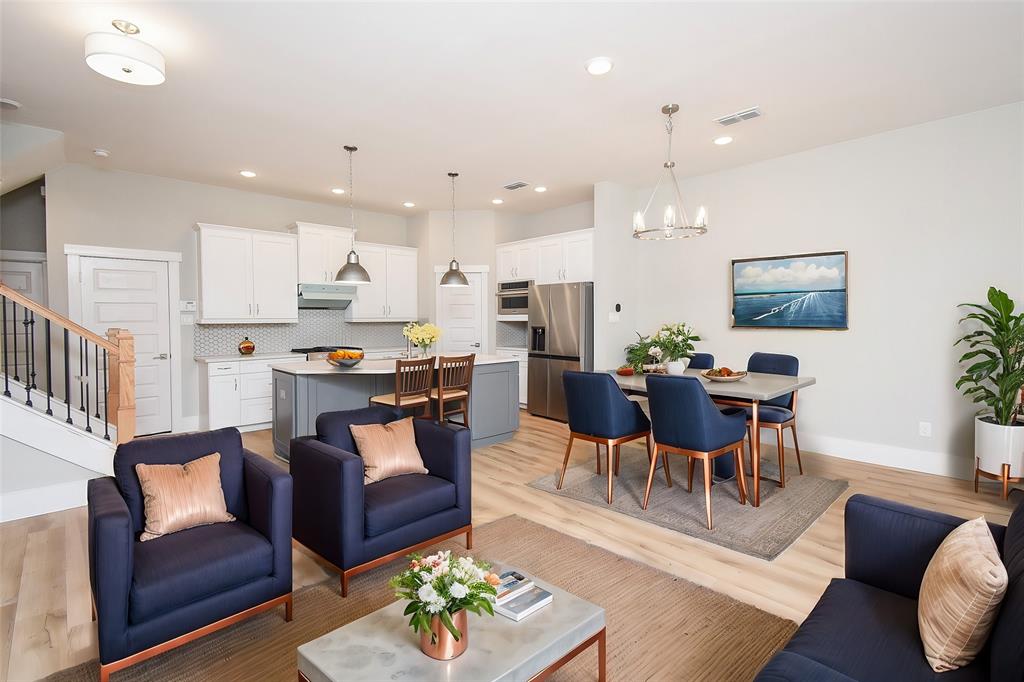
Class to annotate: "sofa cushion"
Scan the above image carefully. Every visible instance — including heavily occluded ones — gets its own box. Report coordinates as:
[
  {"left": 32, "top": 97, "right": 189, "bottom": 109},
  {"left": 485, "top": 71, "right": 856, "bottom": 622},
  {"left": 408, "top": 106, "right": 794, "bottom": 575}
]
[
  {"left": 130, "top": 522, "right": 273, "bottom": 623},
  {"left": 988, "top": 501, "right": 1024, "bottom": 679},
  {"left": 349, "top": 417, "right": 428, "bottom": 484},
  {"left": 316, "top": 406, "right": 400, "bottom": 454},
  {"left": 755, "top": 651, "right": 857, "bottom": 682},
  {"left": 114, "top": 428, "right": 247, "bottom": 534},
  {"left": 135, "top": 453, "right": 236, "bottom": 541},
  {"left": 784, "top": 578, "right": 988, "bottom": 682},
  {"left": 363, "top": 474, "right": 456, "bottom": 538}
]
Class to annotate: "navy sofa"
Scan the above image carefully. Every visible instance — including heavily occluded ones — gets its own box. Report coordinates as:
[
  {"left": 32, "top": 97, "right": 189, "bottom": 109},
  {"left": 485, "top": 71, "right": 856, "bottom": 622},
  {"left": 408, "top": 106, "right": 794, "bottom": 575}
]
[
  {"left": 757, "top": 494, "right": 1023, "bottom": 681},
  {"left": 290, "top": 406, "right": 472, "bottom": 596},
  {"left": 88, "top": 428, "right": 293, "bottom": 682}
]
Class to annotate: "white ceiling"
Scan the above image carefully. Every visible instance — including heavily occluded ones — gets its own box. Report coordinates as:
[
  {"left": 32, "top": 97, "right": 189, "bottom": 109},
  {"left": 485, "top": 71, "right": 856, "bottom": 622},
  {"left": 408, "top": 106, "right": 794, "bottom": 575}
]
[{"left": 2, "top": 2, "right": 1021, "bottom": 214}]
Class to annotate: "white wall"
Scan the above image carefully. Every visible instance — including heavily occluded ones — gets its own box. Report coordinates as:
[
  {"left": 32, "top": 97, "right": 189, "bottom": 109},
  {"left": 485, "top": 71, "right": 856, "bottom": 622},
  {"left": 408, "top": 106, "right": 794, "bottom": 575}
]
[
  {"left": 44, "top": 163, "right": 409, "bottom": 421},
  {"left": 624, "top": 103, "right": 1023, "bottom": 478},
  {"left": 495, "top": 200, "right": 594, "bottom": 243},
  {"left": 0, "top": 178, "right": 47, "bottom": 253}
]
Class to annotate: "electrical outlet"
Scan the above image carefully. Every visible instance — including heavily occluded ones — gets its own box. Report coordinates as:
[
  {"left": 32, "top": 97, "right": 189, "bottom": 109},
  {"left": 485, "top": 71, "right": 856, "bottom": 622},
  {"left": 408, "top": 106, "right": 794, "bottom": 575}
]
[{"left": 918, "top": 421, "right": 932, "bottom": 438}]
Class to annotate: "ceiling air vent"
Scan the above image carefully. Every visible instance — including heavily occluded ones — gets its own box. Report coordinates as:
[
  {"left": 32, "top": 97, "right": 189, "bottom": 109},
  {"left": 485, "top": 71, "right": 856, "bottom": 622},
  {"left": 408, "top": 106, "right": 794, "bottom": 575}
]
[
  {"left": 502, "top": 181, "right": 529, "bottom": 191},
  {"left": 714, "top": 106, "right": 762, "bottom": 127}
]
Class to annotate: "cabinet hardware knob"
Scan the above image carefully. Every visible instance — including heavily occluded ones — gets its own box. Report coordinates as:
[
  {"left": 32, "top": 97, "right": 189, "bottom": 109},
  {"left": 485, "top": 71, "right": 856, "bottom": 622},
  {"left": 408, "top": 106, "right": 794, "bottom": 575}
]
[{"left": 153, "top": 353, "right": 169, "bottom": 360}]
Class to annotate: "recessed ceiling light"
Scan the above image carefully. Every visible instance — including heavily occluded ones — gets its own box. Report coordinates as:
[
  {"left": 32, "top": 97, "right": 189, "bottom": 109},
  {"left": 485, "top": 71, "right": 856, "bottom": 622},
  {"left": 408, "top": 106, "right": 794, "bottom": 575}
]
[
  {"left": 93, "top": 148, "right": 111, "bottom": 158},
  {"left": 713, "top": 136, "right": 734, "bottom": 146},
  {"left": 585, "top": 57, "right": 614, "bottom": 76},
  {"left": 331, "top": 187, "right": 345, "bottom": 195},
  {"left": 402, "top": 202, "right": 416, "bottom": 208},
  {"left": 534, "top": 186, "right": 547, "bottom": 193},
  {"left": 239, "top": 170, "right": 256, "bottom": 178},
  {"left": 84, "top": 21, "right": 165, "bottom": 86},
  {"left": 491, "top": 198, "right": 504, "bottom": 205}
]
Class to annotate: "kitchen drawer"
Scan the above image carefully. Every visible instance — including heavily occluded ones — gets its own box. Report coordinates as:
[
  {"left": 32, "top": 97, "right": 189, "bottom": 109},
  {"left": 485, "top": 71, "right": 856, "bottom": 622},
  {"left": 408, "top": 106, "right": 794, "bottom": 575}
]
[
  {"left": 240, "top": 358, "right": 288, "bottom": 375},
  {"left": 240, "top": 397, "right": 273, "bottom": 425},
  {"left": 241, "top": 371, "right": 273, "bottom": 400},
  {"left": 207, "top": 361, "right": 239, "bottom": 376}
]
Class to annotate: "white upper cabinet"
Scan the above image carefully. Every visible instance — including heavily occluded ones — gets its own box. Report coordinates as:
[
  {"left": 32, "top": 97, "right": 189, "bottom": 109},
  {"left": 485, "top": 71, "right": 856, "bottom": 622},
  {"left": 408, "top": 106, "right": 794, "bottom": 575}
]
[
  {"left": 346, "top": 243, "right": 419, "bottom": 322},
  {"left": 196, "top": 223, "right": 298, "bottom": 323},
  {"left": 496, "top": 229, "right": 594, "bottom": 285},
  {"left": 289, "top": 222, "right": 355, "bottom": 283}
]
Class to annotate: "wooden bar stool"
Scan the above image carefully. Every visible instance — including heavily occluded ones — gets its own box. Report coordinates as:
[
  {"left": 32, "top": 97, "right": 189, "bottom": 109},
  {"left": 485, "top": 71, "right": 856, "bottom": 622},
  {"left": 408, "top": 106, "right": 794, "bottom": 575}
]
[
  {"left": 368, "top": 357, "right": 434, "bottom": 418},
  {"left": 431, "top": 354, "right": 475, "bottom": 428}
]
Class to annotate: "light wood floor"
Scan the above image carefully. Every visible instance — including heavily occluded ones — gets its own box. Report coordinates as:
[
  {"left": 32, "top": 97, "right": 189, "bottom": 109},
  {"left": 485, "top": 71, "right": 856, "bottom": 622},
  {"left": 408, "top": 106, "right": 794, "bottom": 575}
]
[{"left": 1, "top": 412, "right": 1015, "bottom": 681}]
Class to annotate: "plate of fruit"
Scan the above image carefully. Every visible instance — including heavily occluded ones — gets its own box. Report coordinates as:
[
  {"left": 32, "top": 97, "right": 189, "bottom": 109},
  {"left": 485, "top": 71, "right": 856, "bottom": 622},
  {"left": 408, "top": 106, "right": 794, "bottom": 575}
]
[
  {"left": 325, "top": 347, "right": 365, "bottom": 368},
  {"left": 701, "top": 367, "right": 748, "bottom": 382}
]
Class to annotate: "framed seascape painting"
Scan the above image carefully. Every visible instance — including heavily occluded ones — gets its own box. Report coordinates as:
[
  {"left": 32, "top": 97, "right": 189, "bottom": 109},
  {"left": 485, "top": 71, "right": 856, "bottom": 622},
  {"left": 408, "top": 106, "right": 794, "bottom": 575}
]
[{"left": 731, "top": 251, "right": 848, "bottom": 330}]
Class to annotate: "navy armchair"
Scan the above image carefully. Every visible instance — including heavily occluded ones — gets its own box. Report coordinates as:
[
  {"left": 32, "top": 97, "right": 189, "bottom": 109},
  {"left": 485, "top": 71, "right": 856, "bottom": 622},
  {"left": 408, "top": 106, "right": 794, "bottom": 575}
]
[
  {"left": 560, "top": 371, "right": 663, "bottom": 504},
  {"left": 757, "top": 494, "right": 1023, "bottom": 681},
  {"left": 88, "top": 428, "right": 292, "bottom": 682},
  {"left": 290, "top": 406, "right": 472, "bottom": 596},
  {"left": 643, "top": 375, "right": 748, "bottom": 529}
]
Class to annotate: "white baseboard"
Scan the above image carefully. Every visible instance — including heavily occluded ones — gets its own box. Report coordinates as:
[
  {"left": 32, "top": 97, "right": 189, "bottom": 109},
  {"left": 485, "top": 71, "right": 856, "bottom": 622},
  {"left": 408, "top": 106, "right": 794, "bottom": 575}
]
[
  {"left": 0, "top": 480, "right": 88, "bottom": 523},
  {"left": 797, "top": 430, "right": 974, "bottom": 480},
  {"left": 175, "top": 416, "right": 200, "bottom": 433}
]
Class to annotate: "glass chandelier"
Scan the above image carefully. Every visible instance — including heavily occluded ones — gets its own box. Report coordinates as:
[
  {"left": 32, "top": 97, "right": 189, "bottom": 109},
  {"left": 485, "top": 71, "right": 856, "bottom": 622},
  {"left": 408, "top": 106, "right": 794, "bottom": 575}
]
[
  {"left": 335, "top": 145, "right": 371, "bottom": 284},
  {"left": 439, "top": 171, "right": 470, "bottom": 287},
  {"left": 633, "top": 104, "right": 708, "bottom": 240}
]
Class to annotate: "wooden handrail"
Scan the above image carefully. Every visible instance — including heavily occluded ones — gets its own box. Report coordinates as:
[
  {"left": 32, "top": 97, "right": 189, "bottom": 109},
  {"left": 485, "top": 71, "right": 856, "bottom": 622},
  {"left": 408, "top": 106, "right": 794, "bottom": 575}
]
[
  {"left": 106, "top": 328, "right": 136, "bottom": 444},
  {"left": 0, "top": 282, "right": 117, "bottom": 353}
]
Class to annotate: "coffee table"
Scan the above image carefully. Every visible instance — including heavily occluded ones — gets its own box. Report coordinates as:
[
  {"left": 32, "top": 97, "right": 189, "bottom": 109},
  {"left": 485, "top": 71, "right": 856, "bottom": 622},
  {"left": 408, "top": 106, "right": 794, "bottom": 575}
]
[{"left": 297, "top": 570, "right": 606, "bottom": 682}]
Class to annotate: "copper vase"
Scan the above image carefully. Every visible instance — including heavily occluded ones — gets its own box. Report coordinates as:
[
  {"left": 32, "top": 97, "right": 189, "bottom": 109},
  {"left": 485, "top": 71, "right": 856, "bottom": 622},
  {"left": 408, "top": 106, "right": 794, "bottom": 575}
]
[{"left": 419, "top": 609, "right": 468, "bottom": 660}]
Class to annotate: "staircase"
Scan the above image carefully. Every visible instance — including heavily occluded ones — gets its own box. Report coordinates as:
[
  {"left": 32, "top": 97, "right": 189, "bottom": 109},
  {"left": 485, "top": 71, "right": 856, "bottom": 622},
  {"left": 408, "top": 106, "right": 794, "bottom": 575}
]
[{"left": 0, "top": 282, "right": 136, "bottom": 521}]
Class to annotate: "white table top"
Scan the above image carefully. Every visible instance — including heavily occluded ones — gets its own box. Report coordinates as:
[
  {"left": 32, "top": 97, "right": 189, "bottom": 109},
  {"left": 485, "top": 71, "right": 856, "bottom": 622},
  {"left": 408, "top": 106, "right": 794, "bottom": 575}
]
[
  {"left": 270, "top": 354, "right": 518, "bottom": 376},
  {"left": 297, "top": 570, "right": 605, "bottom": 682},
  {"left": 611, "top": 368, "right": 815, "bottom": 401}
]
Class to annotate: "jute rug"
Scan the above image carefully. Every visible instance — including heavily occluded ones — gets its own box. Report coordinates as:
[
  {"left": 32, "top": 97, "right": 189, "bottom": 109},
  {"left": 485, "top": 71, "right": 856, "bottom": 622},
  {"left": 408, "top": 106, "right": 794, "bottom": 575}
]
[
  {"left": 529, "top": 451, "right": 848, "bottom": 561},
  {"left": 48, "top": 516, "right": 796, "bottom": 682}
]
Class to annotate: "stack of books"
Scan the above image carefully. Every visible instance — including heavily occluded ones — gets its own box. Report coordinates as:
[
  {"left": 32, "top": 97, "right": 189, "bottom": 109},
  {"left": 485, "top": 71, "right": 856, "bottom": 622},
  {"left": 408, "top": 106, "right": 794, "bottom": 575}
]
[{"left": 492, "top": 570, "right": 553, "bottom": 622}]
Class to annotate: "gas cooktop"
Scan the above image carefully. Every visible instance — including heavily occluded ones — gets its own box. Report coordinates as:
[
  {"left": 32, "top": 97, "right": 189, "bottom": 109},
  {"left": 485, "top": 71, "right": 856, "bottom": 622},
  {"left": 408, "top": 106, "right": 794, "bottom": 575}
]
[{"left": 291, "top": 345, "right": 362, "bottom": 361}]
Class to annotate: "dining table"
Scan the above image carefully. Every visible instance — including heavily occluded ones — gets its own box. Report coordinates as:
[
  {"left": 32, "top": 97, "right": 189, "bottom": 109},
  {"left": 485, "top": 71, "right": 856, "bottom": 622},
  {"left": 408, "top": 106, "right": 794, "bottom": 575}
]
[{"left": 611, "top": 368, "right": 816, "bottom": 507}]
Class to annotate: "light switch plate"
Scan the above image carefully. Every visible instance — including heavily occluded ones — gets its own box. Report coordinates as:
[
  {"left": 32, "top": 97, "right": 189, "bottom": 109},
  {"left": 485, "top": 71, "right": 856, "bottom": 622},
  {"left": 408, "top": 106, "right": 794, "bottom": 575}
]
[
  {"left": 180, "top": 300, "right": 197, "bottom": 312},
  {"left": 608, "top": 311, "right": 621, "bottom": 323}
]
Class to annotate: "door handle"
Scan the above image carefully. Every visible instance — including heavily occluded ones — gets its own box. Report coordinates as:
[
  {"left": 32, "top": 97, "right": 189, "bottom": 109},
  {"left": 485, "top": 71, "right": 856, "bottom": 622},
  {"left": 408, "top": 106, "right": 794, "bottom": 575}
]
[
  {"left": 249, "top": 303, "right": 252, "bottom": 315},
  {"left": 472, "top": 343, "right": 481, "bottom": 347},
  {"left": 153, "top": 353, "right": 169, "bottom": 360},
  {"left": 256, "top": 303, "right": 260, "bottom": 316}
]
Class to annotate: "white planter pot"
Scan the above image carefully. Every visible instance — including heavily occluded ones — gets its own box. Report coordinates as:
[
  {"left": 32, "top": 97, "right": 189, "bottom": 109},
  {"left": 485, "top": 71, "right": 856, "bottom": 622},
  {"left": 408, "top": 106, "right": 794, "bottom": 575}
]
[
  {"left": 665, "top": 358, "right": 691, "bottom": 376},
  {"left": 975, "top": 415, "right": 1024, "bottom": 478}
]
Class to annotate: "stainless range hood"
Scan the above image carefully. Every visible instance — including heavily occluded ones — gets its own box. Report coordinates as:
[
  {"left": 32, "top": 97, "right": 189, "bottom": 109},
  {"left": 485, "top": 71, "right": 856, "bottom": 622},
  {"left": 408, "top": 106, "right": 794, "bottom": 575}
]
[{"left": 297, "top": 283, "right": 358, "bottom": 310}]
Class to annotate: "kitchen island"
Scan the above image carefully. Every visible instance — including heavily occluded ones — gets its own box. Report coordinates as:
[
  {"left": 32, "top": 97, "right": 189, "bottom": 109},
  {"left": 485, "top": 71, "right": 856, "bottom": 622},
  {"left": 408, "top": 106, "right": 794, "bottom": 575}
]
[{"left": 270, "top": 355, "right": 520, "bottom": 459}]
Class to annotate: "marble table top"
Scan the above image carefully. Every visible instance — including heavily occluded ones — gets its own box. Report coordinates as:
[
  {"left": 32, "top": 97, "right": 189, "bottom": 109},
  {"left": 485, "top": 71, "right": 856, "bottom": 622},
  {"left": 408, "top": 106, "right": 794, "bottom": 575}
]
[
  {"left": 271, "top": 354, "right": 518, "bottom": 376},
  {"left": 611, "top": 367, "right": 815, "bottom": 401},
  {"left": 297, "top": 570, "right": 605, "bottom": 682}
]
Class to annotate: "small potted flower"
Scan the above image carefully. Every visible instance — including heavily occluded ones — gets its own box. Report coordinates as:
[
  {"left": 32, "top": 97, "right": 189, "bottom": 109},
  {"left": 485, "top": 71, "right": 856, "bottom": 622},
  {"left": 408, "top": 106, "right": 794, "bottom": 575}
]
[
  {"left": 403, "top": 322, "right": 442, "bottom": 357},
  {"left": 389, "top": 550, "right": 499, "bottom": 660},
  {"left": 654, "top": 323, "right": 701, "bottom": 375}
]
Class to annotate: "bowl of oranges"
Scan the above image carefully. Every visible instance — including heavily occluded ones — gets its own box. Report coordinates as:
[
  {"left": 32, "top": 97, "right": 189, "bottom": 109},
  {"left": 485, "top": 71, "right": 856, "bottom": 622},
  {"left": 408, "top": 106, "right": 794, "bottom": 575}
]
[
  {"left": 701, "top": 367, "right": 748, "bottom": 383},
  {"left": 325, "top": 347, "right": 365, "bottom": 368}
]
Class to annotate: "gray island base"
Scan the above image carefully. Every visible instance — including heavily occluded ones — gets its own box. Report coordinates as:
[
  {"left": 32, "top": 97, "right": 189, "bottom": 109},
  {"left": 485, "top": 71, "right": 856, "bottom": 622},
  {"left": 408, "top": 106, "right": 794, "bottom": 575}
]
[
  {"left": 271, "top": 355, "right": 520, "bottom": 460},
  {"left": 297, "top": 570, "right": 606, "bottom": 682}
]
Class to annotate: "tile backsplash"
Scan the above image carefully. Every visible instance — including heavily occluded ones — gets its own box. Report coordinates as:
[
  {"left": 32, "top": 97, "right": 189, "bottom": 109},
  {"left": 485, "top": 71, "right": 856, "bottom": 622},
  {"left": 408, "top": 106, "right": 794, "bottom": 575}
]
[
  {"left": 193, "top": 309, "right": 408, "bottom": 356},
  {"left": 496, "top": 320, "right": 528, "bottom": 348}
]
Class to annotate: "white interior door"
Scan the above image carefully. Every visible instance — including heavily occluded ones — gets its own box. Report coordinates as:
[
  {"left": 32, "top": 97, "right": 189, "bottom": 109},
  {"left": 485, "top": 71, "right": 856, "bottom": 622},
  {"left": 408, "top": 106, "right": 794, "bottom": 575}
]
[
  {"left": 437, "top": 271, "right": 484, "bottom": 353},
  {"left": 0, "top": 257, "right": 47, "bottom": 386},
  {"left": 80, "top": 257, "right": 172, "bottom": 435}
]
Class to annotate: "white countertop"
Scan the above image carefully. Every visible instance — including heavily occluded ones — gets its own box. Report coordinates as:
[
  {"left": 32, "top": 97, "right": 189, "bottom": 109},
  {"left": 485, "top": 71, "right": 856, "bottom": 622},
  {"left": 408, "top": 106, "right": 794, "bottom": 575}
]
[
  {"left": 496, "top": 346, "right": 528, "bottom": 352},
  {"left": 195, "top": 351, "right": 304, "bottom": 364},
  {"left": 270, "top": 354, "right": 518, "bottom": 375}
]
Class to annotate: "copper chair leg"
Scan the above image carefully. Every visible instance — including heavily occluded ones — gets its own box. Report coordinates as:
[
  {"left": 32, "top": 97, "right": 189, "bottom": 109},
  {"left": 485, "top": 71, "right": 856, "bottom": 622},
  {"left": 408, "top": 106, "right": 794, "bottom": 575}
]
[
  {"left": 645, "top": 433, "right": 653, "bottom": 462},
  {"left": 557, "top": 434, "right": 575, "bottom": 489},
  {"left": 975, "top": 458, "right": 980, "bottom": 493},
  {"left": 687, "top": 457, "right": 695, "bottom": 493},
  {"left": 613, "top": 445, "right": 620, "bottom": 477},
  {"left": 747, "top": 425, "right": 756, "bottom": 474},
  {"left": 790, "top": 424, "right": 803, "bottom": 475},
  {"left": 734, "top": 447, "right": 748, "bottom": 505},
  {"left": 777, "top": 428, "right": 786, "bottom": 488},
  {"left": 595, "top": 442, "right": 602, "bottom": 475},
  {"left": 642, "top": 444, "right": 660, "bottom": 510},
  {"left": 1002, "top": 463, "right": 1011, "bottom": 500},
  {"left": 662, "top": 450, "right": 672, "bottom": 487},
  {"left": 702, "top": 457, "right": 714, "bottom": 530},
  {"left": 606, "top": 441, "right": 614, "bottom": 504}
]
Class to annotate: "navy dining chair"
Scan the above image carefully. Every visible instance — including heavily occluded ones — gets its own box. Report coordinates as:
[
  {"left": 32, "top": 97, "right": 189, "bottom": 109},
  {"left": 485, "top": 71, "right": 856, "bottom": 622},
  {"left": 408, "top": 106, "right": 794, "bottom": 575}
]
[
  {"left": 689, "top": 353, "right": 715, "bottom": 370},
  {"left": 560, "top": 371, "right": 668, "bottom": 504},
  {"left": 745, "top": 352, "right": 803, "bottom": 487},
  {"left": 643, "top": 375, "right": 748, "bottom": 529}
]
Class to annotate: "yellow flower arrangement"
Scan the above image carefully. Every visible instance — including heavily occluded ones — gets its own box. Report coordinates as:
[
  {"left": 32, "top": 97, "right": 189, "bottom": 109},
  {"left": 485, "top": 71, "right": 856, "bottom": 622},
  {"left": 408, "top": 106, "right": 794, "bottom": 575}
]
[{"left": 403, "top": 322, "right": 442, "bottom": 352}]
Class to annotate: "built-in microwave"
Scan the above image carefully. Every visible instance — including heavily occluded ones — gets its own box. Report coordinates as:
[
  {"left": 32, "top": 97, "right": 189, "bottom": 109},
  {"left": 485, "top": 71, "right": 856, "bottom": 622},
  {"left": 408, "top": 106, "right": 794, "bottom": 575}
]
[{"left": 496, "top": 280, "right": 532, "bottom": 316}]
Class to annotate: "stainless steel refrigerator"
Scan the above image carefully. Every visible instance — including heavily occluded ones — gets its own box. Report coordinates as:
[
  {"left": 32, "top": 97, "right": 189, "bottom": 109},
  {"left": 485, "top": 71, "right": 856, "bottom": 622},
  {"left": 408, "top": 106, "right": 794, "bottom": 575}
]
[{"left": 527, "top": 282, "right": 594, "bottom": 421}]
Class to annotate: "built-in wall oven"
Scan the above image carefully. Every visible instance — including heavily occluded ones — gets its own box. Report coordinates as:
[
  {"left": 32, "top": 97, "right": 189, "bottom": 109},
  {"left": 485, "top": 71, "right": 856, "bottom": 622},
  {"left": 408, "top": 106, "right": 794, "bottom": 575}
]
[{"left": 496, "top": 279, "right": 532, "bottom": 317}]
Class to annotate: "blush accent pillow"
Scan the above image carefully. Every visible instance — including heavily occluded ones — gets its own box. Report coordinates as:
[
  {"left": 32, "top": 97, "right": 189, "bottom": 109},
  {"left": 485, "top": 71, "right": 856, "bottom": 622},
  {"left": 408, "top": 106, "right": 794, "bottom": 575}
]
[
  {"left": 349, "top": 417, "right": 428, "bottom": 484},
  {"left": 135, "top": 453, "right": 235, "bottom": 542},
  {"left": 918, "top": 516, "right": 1008, "bottom": 672}
]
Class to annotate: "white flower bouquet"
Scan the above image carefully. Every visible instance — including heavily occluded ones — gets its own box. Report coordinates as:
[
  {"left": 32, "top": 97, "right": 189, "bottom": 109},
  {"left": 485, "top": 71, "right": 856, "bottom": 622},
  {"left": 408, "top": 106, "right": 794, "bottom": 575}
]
[{"left": 389, "top": 550, "right": 499, "bottom": 644}]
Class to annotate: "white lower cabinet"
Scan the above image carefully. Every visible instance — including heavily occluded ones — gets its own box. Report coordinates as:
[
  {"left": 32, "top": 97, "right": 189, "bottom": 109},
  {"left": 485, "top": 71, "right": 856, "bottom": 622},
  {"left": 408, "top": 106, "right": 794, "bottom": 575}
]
[
  {"left": 496, "top": 349, "right": 528, "bottom": 406},
  {"left": 200, "top": 355, "right": 293, "bottom": 430}
]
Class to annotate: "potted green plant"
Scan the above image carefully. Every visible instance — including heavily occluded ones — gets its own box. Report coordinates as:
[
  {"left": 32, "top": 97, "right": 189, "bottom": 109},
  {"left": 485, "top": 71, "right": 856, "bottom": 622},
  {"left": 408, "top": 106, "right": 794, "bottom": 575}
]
[
  {"left": 624, "top": 323, "right": 701, "bottom": 374},
  {"left": 955, "top": 287, "right": 1024, "bottom": 495}
]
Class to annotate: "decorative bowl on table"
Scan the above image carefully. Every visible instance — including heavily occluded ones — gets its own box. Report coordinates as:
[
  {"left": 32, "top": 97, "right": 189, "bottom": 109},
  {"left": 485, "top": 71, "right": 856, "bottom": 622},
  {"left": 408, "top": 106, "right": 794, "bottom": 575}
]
[
  {"left": 325, "top": 348, "right": 364, "bottom": 368},
  {"left": 702, "top": 368, "right": 748, "bottom": 382}
]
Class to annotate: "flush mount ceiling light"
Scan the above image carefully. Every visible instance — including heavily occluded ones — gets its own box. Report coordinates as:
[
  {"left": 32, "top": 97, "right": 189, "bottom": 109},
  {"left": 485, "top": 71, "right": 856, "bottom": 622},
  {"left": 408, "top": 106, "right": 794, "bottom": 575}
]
[
  {"left": 534, "top": 186, "right": 547, "bottom": 193},
  {"left": 585, "top": 57, "right": 614, "bottom": 76},
  {"left": 440, "top": 172, "right": 470, "bottom": 288},
  {"left": 239, "top": 170, "right": 256, "bottom": 178},
  {"left": 84, "top": 20, "right": 165, "bottom": 86},
  {"left": 335, "top": 145, "right": 371, "bottom": 285},
  {"left": 331, "top": 187, "right": 345, "bottom": 195},
  {"left": 491, "top": 198, "right": 504, "bottom": 205},
  {"left": 633, "top": 104, "right": 708, "bottom": 241},
  {"left": 402, "top": 201, "right": 416, "bottom": 208},
  {"left": 0, "top": 98, "right": 22, "bottom": 110},
  {"left": 713, "top": 136, "right": 733, "bottom": 146}
]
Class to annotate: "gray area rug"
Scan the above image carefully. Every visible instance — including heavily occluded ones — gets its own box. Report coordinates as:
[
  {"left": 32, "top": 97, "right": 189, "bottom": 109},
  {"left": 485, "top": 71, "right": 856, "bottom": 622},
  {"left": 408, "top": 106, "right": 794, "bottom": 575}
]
[{"left": 529, "top": 452, "right": 848, "bottom": 561}]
